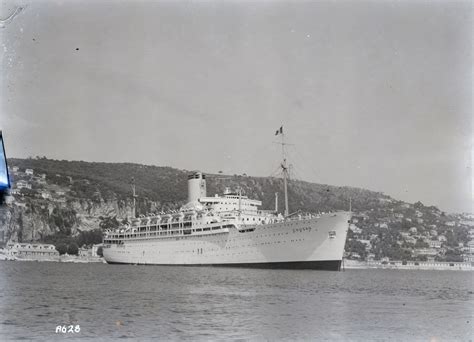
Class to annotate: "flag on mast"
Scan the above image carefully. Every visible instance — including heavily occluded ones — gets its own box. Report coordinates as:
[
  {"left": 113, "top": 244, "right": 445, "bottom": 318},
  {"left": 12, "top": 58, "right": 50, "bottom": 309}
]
[{"left": 275, "top": 126, "right": 283, "bottom": 135}]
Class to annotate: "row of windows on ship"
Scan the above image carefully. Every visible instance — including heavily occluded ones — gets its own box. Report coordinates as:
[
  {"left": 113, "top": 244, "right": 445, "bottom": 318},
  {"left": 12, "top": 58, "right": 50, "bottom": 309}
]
[{"left": 128, "top": 213, "right": 272, "bottom": 228}]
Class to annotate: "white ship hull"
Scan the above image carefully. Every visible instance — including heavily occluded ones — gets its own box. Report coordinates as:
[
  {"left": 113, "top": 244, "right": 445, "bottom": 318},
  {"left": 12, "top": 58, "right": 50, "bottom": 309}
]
[{"left": 103, "top": 212, "right": 351, "bottom": 271}]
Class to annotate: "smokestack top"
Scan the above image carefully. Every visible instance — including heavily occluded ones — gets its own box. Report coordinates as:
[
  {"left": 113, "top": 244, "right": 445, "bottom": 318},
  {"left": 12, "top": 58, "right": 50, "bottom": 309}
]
[{"left": 187, "top": 171, "right": 205, "bottom": 180}]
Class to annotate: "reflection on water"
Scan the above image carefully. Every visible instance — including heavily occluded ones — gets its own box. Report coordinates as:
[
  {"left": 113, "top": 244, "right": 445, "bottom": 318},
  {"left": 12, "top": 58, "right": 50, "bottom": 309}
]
[{"left": 0, "top": 262, "right": 472, "bottom": 340}]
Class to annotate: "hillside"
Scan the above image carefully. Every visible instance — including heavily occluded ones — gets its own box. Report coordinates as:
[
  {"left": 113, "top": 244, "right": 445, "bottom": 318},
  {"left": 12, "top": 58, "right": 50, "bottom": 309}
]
[
  {"left": 2, "top": 157, "right": 473, "bottom": 262},
  {"left": 7, "top": 157, "right": 386, "bottom": 213}
]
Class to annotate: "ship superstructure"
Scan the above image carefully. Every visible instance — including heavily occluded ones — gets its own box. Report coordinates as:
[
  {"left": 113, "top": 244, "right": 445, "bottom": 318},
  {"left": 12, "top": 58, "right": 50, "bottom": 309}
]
[{"left": 103, "top": 129, "right": 351, "bottom": 270}]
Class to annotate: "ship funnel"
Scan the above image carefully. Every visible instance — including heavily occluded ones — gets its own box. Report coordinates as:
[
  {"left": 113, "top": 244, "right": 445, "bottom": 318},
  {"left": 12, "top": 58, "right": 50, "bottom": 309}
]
[{"left": 187, "top": 171, "right": 206, "bottom": 203}]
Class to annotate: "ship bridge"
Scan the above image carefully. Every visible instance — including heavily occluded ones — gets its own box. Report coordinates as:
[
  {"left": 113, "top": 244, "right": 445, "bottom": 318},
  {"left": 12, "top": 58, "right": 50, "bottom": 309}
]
[{"left": 199, "top": 194, "right": 261, "bottom": 214}]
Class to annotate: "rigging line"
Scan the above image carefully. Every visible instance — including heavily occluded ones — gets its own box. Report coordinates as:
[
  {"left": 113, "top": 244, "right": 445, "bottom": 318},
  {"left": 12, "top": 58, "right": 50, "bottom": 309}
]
[
  {"left": 288, "top": 163, "right": 305, "bottom": 182},
  {"left": 284, "top": 148, "right": 307, "bottom": 179},
  {"left": 286, "top": 145, "right": 321, "bottom": 182},
  {"left": 269, "top": 163, "right": 283, "bottom": 179}
]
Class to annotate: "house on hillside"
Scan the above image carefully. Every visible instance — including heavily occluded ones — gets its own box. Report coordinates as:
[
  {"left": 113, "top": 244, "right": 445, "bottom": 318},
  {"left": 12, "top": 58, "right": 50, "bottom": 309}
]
[
  {"left": 41, "top": 191, "right": 51, "bottom": 199},
  {"left": 350, "top": 253, "right": 361, "bottom": 259},
  {"left": 11, "top": 166, "right": 19, "bottom": 173},
  {"left": 349, "top": 224, "right": 362, "bottom": 234},
  {"left": 25, "top": 169, "right": 34, "bottom": 176},
  {"left": 413, "top": 248, "right": 437, "bottom": 257},
  {"left": 359, "top": 240, "right": 372, "bottom": 251},
  {"left": 438, "top": 235, "right": 447, "bottom": 242},
  {"left": 429, "top": 240, "right": 441, "bottom": 248},
  {"left": 16, "top": 181, "right": 31, "bottom": 190}
]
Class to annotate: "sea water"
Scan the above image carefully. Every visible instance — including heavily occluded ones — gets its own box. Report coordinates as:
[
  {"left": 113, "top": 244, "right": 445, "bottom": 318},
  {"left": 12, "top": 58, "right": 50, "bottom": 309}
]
[{"left": 0, "top": 262, "right": 472, "bottom": 341}]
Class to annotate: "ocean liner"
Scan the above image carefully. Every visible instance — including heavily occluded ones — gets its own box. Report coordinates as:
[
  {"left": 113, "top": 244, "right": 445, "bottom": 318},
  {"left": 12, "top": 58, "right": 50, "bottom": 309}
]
[{"left": 103, "top": 129, "right": 351, "bottom": 270}]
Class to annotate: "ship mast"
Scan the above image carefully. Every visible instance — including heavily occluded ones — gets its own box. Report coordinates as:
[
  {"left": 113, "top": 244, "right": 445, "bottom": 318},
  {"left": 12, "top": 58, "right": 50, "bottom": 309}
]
[{"left": 278, "top": 127, "right": 289, "bottom": 217}]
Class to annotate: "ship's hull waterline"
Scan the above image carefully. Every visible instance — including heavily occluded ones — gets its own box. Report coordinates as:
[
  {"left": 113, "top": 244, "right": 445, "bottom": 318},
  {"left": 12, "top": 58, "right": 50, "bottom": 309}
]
[{"left": 103, "top": 212, "right": 351, "bottom": 271}]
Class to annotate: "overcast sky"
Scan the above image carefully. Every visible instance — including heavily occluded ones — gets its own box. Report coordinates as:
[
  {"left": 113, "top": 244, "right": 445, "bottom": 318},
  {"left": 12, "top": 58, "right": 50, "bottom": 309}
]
[{"left": 0, "top": 0, "right": 472, "bottom": 213}]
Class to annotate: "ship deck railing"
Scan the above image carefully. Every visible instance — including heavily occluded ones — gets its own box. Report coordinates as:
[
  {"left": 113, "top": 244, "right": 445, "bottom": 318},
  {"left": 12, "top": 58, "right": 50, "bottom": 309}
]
[{"left": 104, "top": 224, "right": 233, "bottom": 243}]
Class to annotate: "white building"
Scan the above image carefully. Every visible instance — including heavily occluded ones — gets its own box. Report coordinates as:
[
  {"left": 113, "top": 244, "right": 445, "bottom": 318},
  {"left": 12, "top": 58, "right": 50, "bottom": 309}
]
[
  {"left": 92, "top": 243, "right": 103, "bottom": 257},
  {"left": 349, "top": 224, "right": 362, "bottom": 234},
  {"left": 429, "top": 240, "right": 442, "bottom": 248},
  {"left": 41, "top": 191, "right": 51, "bottom": 199},
  {"left": 78, "top": 248, "right": 91, "bottom": 257},
  {"left": 413, "top": 248, "right": 438, "bottom": 257},
  {"left": 25, "top": 169, "right": 34, "bottom": 176},
  {"left": 16, "top": 181, "right": 31, "bottom": 190},
  {"left": 359, "top": 239, "right": 372, "bottom": 251},
  {"left": 5, "top": 243, "right": 59, "bottom": 260}
]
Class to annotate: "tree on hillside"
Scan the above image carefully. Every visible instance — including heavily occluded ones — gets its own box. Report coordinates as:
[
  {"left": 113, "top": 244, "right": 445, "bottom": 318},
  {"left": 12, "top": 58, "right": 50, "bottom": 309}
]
[
  {"left": 76, "top": 229, "right": 103, "bottom": 247},
  {"left": 413, "top": 201, "right": 424, "bottom": 209},
  {"left": 56, "top": 243, "right": 67, "bottom": 255},
  {"left": 415, "top": 238, "right": 429, "bottom": 248},
  {"left": 67, "top": 243, "right": 79, "bottom": 256},
  {"left": 99, "top": 216, "right": 120, "bottom": 230}
]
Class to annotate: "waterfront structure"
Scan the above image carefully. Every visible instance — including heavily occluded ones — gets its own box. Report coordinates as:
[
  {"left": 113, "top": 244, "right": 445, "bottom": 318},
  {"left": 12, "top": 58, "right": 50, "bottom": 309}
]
[
  {"left": 5, "top": 242, "right": 59, "bottom": 260},
  {"left": 103, "top": 130, "right": 351, "bottom": 270},
  {"left": 78, "top": 247, "right": 90, "bottom": 257},
  {"left": 92, "top": 243, "right": 103, "bottom": 257}
]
